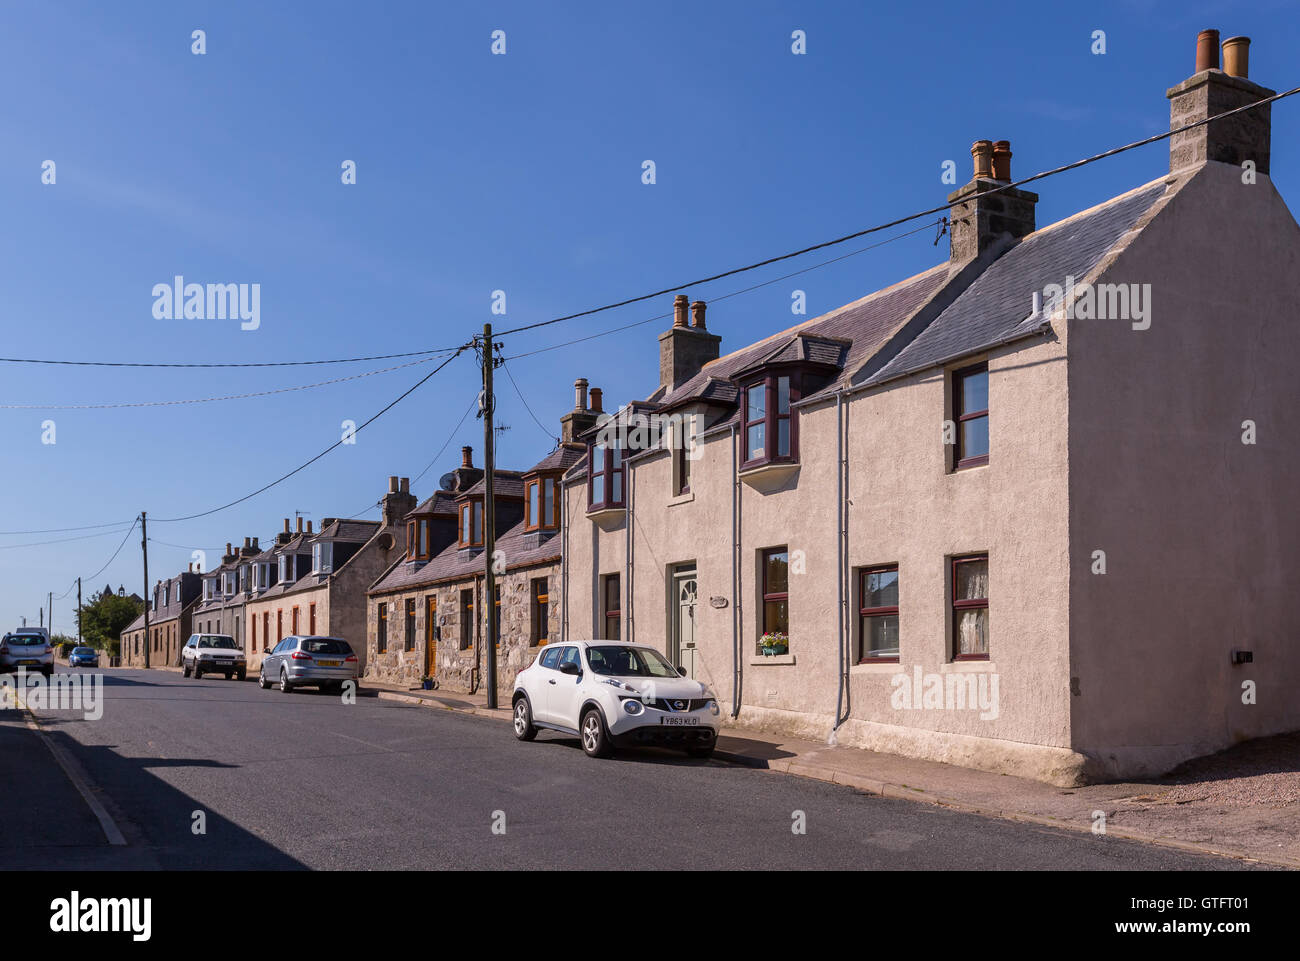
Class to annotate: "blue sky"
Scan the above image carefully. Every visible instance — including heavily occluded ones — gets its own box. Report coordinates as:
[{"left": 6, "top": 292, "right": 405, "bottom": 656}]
[{"left": 2, "top": 0, "right": 1297, "bottom": 633}]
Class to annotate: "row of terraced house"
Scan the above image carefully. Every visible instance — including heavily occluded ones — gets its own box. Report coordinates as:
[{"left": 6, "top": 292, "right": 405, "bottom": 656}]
[{"left": 123, "top": 35, "right": 1300, "bottom": 784}]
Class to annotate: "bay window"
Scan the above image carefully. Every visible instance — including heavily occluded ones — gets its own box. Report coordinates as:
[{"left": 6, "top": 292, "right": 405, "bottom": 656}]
[
  {"left": 743, "top": 374, "right": 798, "bottom": 467},
  {"left": 588, "top": 443, "right": 624, "bottom": 511},
  {"left": 458, "top": 499, "right": 484, "bottom": 547}
]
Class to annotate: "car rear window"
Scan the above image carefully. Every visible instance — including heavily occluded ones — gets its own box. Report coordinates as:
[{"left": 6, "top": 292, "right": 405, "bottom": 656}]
[
  {"left": 6, "top": 634, "right": 46, "bottom": 646},
  {"left": 301, "top": 639, "right": 351, "bottom": 655}
]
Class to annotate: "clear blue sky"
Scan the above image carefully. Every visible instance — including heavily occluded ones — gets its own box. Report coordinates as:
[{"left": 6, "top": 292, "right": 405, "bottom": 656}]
[{"left": 2, "top": 0, "right": 1297, "bottom": 633}]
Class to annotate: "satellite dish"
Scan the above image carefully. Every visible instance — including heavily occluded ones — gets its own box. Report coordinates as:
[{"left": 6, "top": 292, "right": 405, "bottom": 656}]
[{"left": 438, "top": 471, "right": 458, "bottom": 493}]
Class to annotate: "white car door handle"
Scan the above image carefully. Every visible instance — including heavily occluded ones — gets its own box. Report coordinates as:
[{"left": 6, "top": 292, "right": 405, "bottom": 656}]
[{"left": 548, "top": 679, "right": 556, "bottom": 685}]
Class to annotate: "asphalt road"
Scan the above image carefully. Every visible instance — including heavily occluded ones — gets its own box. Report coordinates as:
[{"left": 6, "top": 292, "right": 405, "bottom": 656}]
[{"left": 1, "top": 668, "right": 1262, "bottom": 870}]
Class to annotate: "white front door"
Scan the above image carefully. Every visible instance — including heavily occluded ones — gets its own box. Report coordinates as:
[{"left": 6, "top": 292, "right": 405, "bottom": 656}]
[{"left": 672, "top": 570, "right": 698, "bottom": 678}]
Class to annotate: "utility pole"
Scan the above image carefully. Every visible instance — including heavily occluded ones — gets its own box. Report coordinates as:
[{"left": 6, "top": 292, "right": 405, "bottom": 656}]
[
  {"left": 48, "top": 592, "right": 52, "bottom": 636},
  {"left": 141, "top": 512, "right": 150, "bottom": 669},
  {"left": 77, "top": 578, "right": 82, "bottom": 644},
  {"left": 480, "top": 323, "right": 500, "bottom": 709}
]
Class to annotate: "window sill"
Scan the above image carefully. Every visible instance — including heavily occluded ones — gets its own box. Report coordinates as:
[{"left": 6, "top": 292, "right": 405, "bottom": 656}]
[
  {"left": 748, "top": 653, "right": 796, "bottom": 666},
  {"left": 851, "top": 661, "right": 902, "bottom": 675},
  {"left": 738, "top": 461, "right": 800, "bottom": 492},
  {"left": 667, "top": 490, "right": 695, "bottom": 507},
  {"left": 941, "top": 660, "right": 995, "bottom": 672}
]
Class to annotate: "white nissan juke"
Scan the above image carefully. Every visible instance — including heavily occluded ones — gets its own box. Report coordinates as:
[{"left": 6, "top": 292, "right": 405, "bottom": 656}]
[{"left": 512, "top": 640, "right": 721, "bottom": 759}]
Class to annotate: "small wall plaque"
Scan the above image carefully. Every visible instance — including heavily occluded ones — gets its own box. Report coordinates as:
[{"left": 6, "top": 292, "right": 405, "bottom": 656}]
[{"left": 709, "top": 595, "right": 728, "bottom": 609}]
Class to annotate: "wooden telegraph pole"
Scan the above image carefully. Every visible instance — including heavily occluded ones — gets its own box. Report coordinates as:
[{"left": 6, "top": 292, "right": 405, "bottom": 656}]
[
  {"left": 141, "top": 512, "right": 150, "bottom": 669},
  {"left": 480, "top": 324, "right": 500, "bottom": 709}
]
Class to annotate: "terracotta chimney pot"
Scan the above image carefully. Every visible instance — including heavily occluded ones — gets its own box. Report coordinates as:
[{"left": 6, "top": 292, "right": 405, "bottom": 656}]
[
  {"left": 462, "top": 446, "right": 473, "bottom": 468},
  {"left": 673, "top": 294, "right": 689, "bottom": 328},
  {"left": 1196, "top": 29, "right": 1221, "bottom": 72},
  {"left": 991, "top": 141, "right": 1012, "bottom": 182},
  {"left": 574, "top": 378, "right": 589, "bottom": 411},
  {"left": 690, "top": 300, "right": 707, "bottom": 329},
  {"left": 590, "top": 387, "right": 604, "bottom": 413},
  {"left": 1221, "top": 36, "right": 1249, "bottom": 78},
  {"left": 971, "top": 140, "right": 994, "bottom": 180}
]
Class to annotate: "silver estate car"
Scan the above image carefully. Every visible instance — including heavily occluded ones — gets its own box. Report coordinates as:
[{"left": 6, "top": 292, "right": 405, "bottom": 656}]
[
  {"left": 181, "top": 634, "right": 247, "bottom": 680},
  {"left": 258, "top": 635, "right": 359, "bottom": 693}
]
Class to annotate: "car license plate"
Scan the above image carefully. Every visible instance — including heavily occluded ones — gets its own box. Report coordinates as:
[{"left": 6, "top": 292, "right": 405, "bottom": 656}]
[
  {"left": 216, "top": 658, "right": 232, "bottom": 664},
  {"left": 318, "top": 659, "right": 340, "bottom": 667},
  {"left": 660, "top": 717, "right": 699, "bottom": 726},
  {"left": 18, "top": 659, "right": 38, "bottom": 665}
]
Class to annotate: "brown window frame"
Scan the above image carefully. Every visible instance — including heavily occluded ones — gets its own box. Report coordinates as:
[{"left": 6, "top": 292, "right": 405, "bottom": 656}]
[
  {"left": 458, "top": 499, "right": 484, "bottom": 548},
  {"left": 276, "top": 609, "right": 283, "bottom": 642},
  {"left": 952, "top": 554, "right": 990, "bottom": 661},
  {"left": 742, "top": 373, "right": 799, "bottom": 469},
  {"left": 953, "top": 362, "right": 989, "bottom": 470},
  {"left": 530, "top": 577, "right": 549, "bottom": 645},
  {"left": 587, "top": 443, "right": 624, "bottom": 511},
  {"left": 309, "top": 602, "right": 316, "bottom": 635},
  {"left": 858, "top": 565, "right": 900, "bottom": 664},
  {"left": 262, "top": 611, "right": 270, "bottom": 651},
  {"left": 525, "top": 475, "right": 561, "bottom": 531},
  {"left": 759, "top": 546, "right": 789, "bottom": 650},
  {"left": 459, "top": 589, "right": 475, "bottom": 650},
  {"left": 602, "top": 573, "right": 621, "bottom": 640},
  {"left": 292, "top": 606, "right": 300, "bottom": 635},
  {"left": 404, "top": 598, "right": 417, "bottom": 652},
  {"left": 673, "top": 432, "right": 691, "bottom": 496},
  {"left": 377, "top": 602, "right": 388, "bottom": 654}
]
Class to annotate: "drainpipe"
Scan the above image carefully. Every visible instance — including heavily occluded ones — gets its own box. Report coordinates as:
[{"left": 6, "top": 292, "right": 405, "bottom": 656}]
[
  {"left": 833, "top": 388, "right": 848, "bottom": 732},
  {"left": 730, "top": 422, "right": 742, "bottom": 718},
  {"left": 560, "top": 478, "right": 568, "bottom": 642},
  {"left": 625, "top": 458, "right": 634, "bottom": 643}
]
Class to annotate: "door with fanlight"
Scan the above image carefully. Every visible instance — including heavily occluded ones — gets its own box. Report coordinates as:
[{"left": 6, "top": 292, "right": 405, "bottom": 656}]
[{"left": 671, "top": 568, "right": 698, "bottom": 678}]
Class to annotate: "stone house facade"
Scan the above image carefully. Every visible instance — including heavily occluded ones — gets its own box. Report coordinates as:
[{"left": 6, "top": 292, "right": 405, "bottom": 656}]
[
  {"left": 120, "top": 567, "right": 201, "bottom": 668},
  {"left": 191, "top": 538, "right": 262, "bottom": 647},
  {"left": 243, "top": 477, "right": 414, "bottom": 678},
  {"left": 561, "top": 34, "right": 1300, "bottom": 785}
]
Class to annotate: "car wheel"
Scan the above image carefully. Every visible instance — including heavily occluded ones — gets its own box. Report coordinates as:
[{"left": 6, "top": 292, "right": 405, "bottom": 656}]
[
  {"left": 580, "top": 708, "right": 612, "bottom": 758},
  {"left": 224, "top": 672, "right": 233, "bottom": 680},
  {"left": 257, "top": 666, "right": 270, "bottom": 690},
  {"left": 513, "top": 697, "right": 537, "bottom": 741},
  {"left": 236, "top": 670, "right": 246, "bottom": 681},
  {"left": 686, "top": 745, "right": 715, "bottom": 759},
  {"left": 182, "top": 661, "right": 191, "bottom": 677},
  {"left": 193, "top": 664, "right": 202, "bottom": 679},
  {"left": 279, "top": 669, "right": 293, "bottom": 693}
]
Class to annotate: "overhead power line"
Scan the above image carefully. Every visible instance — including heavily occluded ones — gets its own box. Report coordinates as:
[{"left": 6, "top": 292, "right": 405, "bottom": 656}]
[
  {"left": 492, "top": 83, "right": 1300, "bottom": 340},
  {"left": 151, "top": 345, "right": 472, "bottom": 523},
  {"left": 1, "top": 354, "right": 446, "bottom": 410},
  {"left": 0, "top": 346, "right": 459, "bottom": 369}
]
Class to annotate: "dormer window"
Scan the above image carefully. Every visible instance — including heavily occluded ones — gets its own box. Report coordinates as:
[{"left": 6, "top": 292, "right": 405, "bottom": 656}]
[
  {"left": 525, "top": 475, "right": 560, "bottom": 531},
  {"left": 278, "top": 554, "right": 290, "bottom": 583},
  {"left": 163, "top": 583, "right": 171, "bottom": 607},
  {"left": 458, "top": 499, "right": 484, "bottom": 548},
  {"left": 223, "top": 572, "right": 236, "bottom": 596},
  {"left": 313, "top": 542, "right": 333, "bottom": 574},
  {"left": 408, "top": 518, "right": 432, "bottom": 560},
  {"left": 742, "top": 373, "right": 799, "bottom": 468},
  {"left": 204, "top": 578, "right": 216, "bottom": 600},
  {"left": 587, "top": 443, "right": 624, "bottom": 511}
]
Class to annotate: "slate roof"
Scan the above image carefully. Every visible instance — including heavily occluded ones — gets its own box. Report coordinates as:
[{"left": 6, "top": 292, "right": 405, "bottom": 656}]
[
  {"left": 412, "top": 491, "right": 459, "bottom": 516},
  {"left": 526, "top": 443, "right": 586, "bottom": 474},
  {"left": 862, "top": 179, "right": 1169, "bottom": 387},
  {"left": 371, "top": 520, "right": 560, "bottom": 595},
  {"left": 312, "top": 519, "right": 381, "bottom": 543},
  {"left": 123, "top": 612, "right": 147, "bottom": 634},
  {"left": 648, "top": 264, "right": 950, "bottom": 410},
  {"left": 462, "top": 470, "right": 525, "bottom": 499}
]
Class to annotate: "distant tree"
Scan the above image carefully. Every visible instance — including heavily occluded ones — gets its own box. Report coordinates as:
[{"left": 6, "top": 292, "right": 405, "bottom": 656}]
[
  {"left": 52, "top": 633, "right": 77, "bottom": 657},
  {"left": 79, "top": 590, "right": 141, "bottom": 656}
]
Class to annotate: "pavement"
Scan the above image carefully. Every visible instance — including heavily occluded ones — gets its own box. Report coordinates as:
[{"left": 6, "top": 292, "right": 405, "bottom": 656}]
[
  {"left": 2, "top": 667, "right": 1265, "bottom": 870},
  {"left": 366, "top": 676, "right": 1300, "bottom": 868}
]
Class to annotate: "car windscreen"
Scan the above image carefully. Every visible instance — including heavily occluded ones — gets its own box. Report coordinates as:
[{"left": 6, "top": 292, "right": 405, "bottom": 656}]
[
  {"left": 586, "top": 646, "right": 680, "bottom": 678},
  {"left": 198, "top": 636, "right": 238, "bottom": 649},
  {"left": 72, "top": 647, "right": 93, "bottom": 655},
  {"left": 6, "top": 634, "right": 46, "bottom": 646},
  {"left": 301, "top": 639, "right": 351, "bottom": 655}
]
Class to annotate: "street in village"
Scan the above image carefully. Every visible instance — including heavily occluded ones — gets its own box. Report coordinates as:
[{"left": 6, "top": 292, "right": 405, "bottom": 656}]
[{"left": 0, "top": 667, "right": 1272, "bottom": 872}]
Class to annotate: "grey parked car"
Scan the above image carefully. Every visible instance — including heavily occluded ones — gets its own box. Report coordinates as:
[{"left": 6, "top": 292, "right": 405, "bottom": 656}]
[
  {"left": 258, "top": 635, "right": 359, "bottom": 693},
  {"left": 181, "top": 634, "right": 246, "bottom": 680},
  {"left": 1, "top": 630, "right": 54, "bottom": 677}
]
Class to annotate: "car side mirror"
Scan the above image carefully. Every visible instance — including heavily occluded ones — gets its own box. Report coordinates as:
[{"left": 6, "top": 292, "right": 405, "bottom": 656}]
[
  {"left": 559, "top": 662, "right": 582, "bottom": 676},
  {"left": 677, "top": 666, "right": 688, "bottom": 676}
]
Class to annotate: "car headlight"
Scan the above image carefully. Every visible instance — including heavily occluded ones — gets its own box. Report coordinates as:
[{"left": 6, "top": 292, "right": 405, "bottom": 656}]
[
  {"left": 707, "top": 700, "right": 720, "bottom": 716},
  {"left": 622, "top": 698, "right": 645, "bottom": 716}
]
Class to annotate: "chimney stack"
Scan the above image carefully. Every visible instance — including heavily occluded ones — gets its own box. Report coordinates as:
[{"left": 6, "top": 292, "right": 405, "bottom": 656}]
[
  {"left": 947, "top": 139, "right": 1037, "bottom": 264},
  {"left": 590, "top": 387, "right": 603, "bottom": 413},
  {"left": 561, "top": 377, "right": 600, "bottom": 443},
  {"left": 244, "top": 537, "right": 251, "bottom": 549},
  {"left": 462, "top": 446, "right": 473, "bottom": 468},
  {"left": 382, "top": 473, "right": 418, "bottom": 528},
  {"left": 690, "top": 300, "right": 707, "bottom": 329},
  {"left": 296, "top": 518, "right": 302, "bottom": 534},
  {"left": 1168, "top": 30, "right": 1272, "bottom": 174},
  {"left": 252, "top": 537, "right": 259, "bottom": 550},
  {"left": 658, "top": 294, "right": 721, "bottom": 394},
  {"left": 306, "top": 520, "right": 313, "bottom": 534}
]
